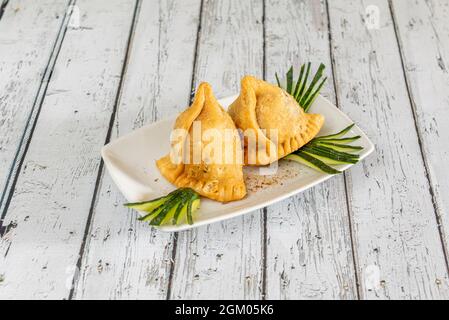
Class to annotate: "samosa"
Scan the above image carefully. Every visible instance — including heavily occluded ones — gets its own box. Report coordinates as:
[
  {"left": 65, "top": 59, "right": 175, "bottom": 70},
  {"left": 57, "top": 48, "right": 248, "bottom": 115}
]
[{"left": 157, "top": 83, "right": 246, "bottom": 202}]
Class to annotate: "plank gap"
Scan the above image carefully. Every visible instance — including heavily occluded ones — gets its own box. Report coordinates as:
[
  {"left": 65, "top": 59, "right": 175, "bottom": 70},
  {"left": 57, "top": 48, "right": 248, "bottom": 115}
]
[
  {"left": 388, "top": 0, "right": 449, "bottom": 274},
  {"left": 0, "top": 0, "right": 9, "bottom": 20},
  {"left": 67, "top": 0, "right": 142, "bottom": 300},
  {"left": 165, "top": 0, "right": 205, "bottom": 301},
  {"left": 261, "top": 0, "right": 267, "bottom": 300},
  {"left": 0, "top": 0, "right": 76, "bottom": 224},
  {"left": 325, "top": 0, "right": 362, "bottom": 300}
]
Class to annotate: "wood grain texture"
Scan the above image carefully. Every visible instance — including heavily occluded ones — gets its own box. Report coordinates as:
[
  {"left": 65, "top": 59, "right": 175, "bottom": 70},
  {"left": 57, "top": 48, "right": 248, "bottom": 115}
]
[
  {"left": 391, "top": 0, "right": 449, "bottom": 265},
  {"left": 328, "top": 0, "right": 449, "bottom": 299},
  {"left": 0, "top": 0, "right": 136, "bottom": 299},
  {"left": 264, "top": 0, "right": 357, "bottom": 300},
  {"left": 0, "top": 0, "right": 71, "bottom": 215},
  {"left": 72, "top": 0, "right": 202, "bottom": 300},
  {"left": 1, "top": 0, "right": 449, "bottom": 300},
  {"left": 168, "top": 0, "right": 265, "bottom": 300}
]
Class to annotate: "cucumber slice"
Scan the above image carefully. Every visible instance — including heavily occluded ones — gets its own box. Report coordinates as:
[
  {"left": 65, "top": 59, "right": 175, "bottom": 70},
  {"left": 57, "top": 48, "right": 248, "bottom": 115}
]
[
  {"left": 293, "top": 64, "right": 305, "bottom": 98},
  {"left": 300, "top": 63, "right": 325, "bottom": 109},
  {"left": 315, "top": 136, "right": 361, "bottom": 144},
  {"left": 285, "top": 152, "right": 341, "bottom": 175},
  {"left": 139, "top": 205, "right": 165, "bottom": 222},
  {"left": 314, "top": 141, "right": 363, "bottom": 152},
  {"left": 302, "top": 151, "right": 351, "bottom": 165},
  {"left": 124, "top": 197, "right": 167, "bottom": 213},
  {"left": 275, "top": 72, "right": 282, "bottom": 87},
  {"left": 127, "top": 188, "right": 201, "bottom": 226},
  {"left": 176, "top": 193, "right": 199, "bottom": 226},
  {"left": 302, "top": 146, "right": 359, "bottom": 163},
  {"left": 160, "top": 202, "right": 181, "bottom": 225},
  {"left": 186, "top": 195, "right": 200, "bottom": 225},
  {"left": 303, "top": 76, "right": 327, "bottom": 112},
  {"left": 315, "top": 124, "right": 355, "bottom": 140},
  {"left": 282, "top": 122, "right": 365, "bottom": 175},
  {"left": 175, "top": 201, "right": 189, "bottom": 225},
  {"left": 286, "top": 66, "right": 294, "bottom": 93},
  {"left": 171, "top": 189, "right": 201, "bottom": 225},
  {"left": 150, "top": 193, "right": 184, "bottom": 226},
  {"left": 186, "top": 199, "right": 194, "bottom": 225},
  {"left": 124, "top": 188, "right": 183, "bottom": 212},
  {"left": 276, "top": 63, "right": 328, "bottom": 112},
  {"left": 297, "top": 62, "right": 311, "bottom": 100},
  {"left": 191, "top": 198, "right": 201, "bottom": 212},
  {"left": 173, "top": 196, "right": 189, "bottom": 225},
  {"left": 305, "top": 145, "right": 359, "bottom": 159}
]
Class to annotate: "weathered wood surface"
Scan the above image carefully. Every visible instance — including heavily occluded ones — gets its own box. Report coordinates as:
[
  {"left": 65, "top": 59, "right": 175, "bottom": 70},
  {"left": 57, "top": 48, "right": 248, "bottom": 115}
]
[
  {"left": 391, "top": 0, "right": 449, "bottom": 265},
  {"left": 328, "top": 0, "right": 449, "bottom": 299},
  {"left": 0, "top": 0, "right": 71, "bottom": 215},
  {"left": 0, "top": 0, "right": 137, "bottom": 299},
  {"left": 169, "top": 0, "right": 265, "bottom": 300},
  {"left": 73, "top": 0, "right": 202, "bottom": 300},
  {"left": 1, "top": 0, "right": 449, "bottom": 300},
  {"left": 264, "top": 0, "right": 357, "bottom": 300}
]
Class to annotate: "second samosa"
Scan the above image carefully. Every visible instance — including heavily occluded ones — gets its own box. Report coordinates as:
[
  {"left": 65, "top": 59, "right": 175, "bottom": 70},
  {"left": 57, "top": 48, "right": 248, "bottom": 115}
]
[{"left": 228, "top": 76, "right": 325, "bottom": 165}]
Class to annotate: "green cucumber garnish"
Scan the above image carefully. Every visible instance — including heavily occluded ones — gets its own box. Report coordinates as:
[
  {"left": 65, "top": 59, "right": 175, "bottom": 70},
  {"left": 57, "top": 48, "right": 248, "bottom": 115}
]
[
  {"left": 284, "top": 123, "right": 364, "bottom": 174},
  {"left": 124, "top": 196, "right": 167, "bottom": 212},
  {"left": 285, "top": 152, "right": 341, "bottom": 175},
  {"left": 276, "top": 64, "right": 365, "bottom": 175},
  {"left": 313, "top": 141, "right": 363, "bottom": 152},
  {"left": 125, "top": 188, "right": 200, "bottom": 226},
  {"left": 276, "top": 62, "right": 328, "bottom": 112},
  {"left": 302, "top": 145, "right": 359, "bottom": 161},
  {"left": 315, "top": 136, "right": 361, "bottom": 144},
  {"left": 315, "top": 123, "right": 355, "bottom": 140}
]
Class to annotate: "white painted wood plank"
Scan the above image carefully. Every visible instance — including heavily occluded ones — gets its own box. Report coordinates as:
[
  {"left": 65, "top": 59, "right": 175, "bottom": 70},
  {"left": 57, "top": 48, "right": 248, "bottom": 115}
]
[
  {"left": 73, "top": 0, "right": 202, "bottom": 300},
  {"left": 169, "top": 0, "right": 264, "bottom": 300},
  {"left": 0, "top": 0, "right": 136, "bottom": 299},
  {"left": 391, "top": 0, "right": 449, "bottom": 266},
  {"left": 328, "top": 0, "right": 449, "bottom": 299},
  {"left": 0, "top": 0, "right": 70, "bottom": 214},
  {"left": 264, "top": 0, "right": 357, "bottom": 300}
]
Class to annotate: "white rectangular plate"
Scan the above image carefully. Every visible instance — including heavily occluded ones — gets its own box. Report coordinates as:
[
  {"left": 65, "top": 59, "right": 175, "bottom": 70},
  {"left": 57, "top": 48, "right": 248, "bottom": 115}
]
[{"left": 102, "top": 95, "right": 374, "bottom": 231}]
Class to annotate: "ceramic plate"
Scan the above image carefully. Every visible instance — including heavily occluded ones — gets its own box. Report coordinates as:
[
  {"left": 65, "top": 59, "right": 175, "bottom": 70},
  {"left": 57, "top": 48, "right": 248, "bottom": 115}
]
[{"left": 101, "top": 95, "right": 374, "bottom": 231}]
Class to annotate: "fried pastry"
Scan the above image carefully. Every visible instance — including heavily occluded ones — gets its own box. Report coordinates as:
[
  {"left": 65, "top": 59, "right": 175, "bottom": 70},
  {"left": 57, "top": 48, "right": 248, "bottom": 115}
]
[
  {"left": 157, "top": 83, "right": 246, "bottom": 202},
  {"left": 228, "top": 76, "right": 324, "bottom": 165}
]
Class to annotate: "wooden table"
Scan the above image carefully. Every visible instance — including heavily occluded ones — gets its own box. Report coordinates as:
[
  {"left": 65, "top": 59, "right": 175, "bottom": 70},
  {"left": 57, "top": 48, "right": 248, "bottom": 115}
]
[{"left": 0, "top": 0, "right": 448, "bottom": 300}]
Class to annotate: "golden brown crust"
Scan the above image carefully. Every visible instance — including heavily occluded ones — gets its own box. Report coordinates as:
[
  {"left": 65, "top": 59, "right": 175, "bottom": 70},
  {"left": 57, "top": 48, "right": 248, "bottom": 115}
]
[
  {"left": 156, "top": 83, "right": 246, "bottom": 203},
  {"left": 228, "top": 76, "right": 324, "bottom": 165}
]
